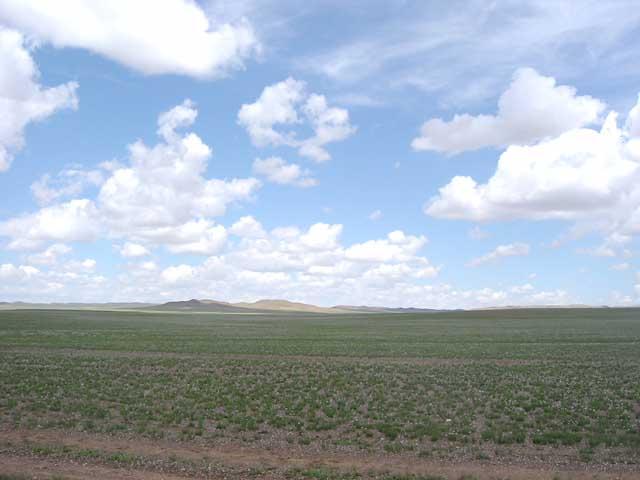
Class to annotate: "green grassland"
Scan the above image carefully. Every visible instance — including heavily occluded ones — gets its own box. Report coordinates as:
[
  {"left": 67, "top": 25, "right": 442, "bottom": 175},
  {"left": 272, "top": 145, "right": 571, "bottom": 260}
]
[{"left": 0, "top": 307, "right": 639, "bottom": 474}]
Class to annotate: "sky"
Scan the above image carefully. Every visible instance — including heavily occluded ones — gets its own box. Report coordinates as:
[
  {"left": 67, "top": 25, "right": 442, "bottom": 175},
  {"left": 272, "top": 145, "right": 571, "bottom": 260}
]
[{"left": 0, "top": 0, "right": 640, "bottom": 308}]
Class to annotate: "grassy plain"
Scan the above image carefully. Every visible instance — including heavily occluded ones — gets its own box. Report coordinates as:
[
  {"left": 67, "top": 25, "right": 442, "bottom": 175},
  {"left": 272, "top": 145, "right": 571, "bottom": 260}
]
[{"left": 0, "top": 308, "right": 639, "bottom": 479}]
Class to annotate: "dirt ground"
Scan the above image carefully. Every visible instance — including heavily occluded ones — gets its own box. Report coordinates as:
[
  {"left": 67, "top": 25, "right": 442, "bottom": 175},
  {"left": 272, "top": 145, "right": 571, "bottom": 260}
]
[{"left": 2, "top": 428, "right": 640, "bottom": 480}]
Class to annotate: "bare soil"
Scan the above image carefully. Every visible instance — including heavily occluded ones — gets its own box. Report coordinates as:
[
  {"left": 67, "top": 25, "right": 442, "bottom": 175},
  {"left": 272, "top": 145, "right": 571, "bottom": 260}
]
[{"left": 2, "top": 428, "right": 639, "bottom": 480}]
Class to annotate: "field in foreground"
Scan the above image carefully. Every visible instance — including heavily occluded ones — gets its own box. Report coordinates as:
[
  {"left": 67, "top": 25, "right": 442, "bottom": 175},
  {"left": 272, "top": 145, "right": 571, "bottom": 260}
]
[{"left": 0, "top": 308, "right": 639, "bottom": 479}]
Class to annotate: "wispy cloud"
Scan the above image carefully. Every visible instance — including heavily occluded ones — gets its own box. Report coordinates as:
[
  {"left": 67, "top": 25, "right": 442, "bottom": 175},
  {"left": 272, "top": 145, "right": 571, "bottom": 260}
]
[{"left": 294, "top": 1, "right": 640, "bottom": 107}]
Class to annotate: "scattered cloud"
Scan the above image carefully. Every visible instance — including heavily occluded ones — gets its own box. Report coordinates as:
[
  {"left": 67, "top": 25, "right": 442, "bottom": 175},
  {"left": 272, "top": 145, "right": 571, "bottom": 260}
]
[
  {"left": 31, "top": 167, "right": 104, "bottom": 205},
  {"left": 238, "top": 77, "right": 356, "bottom": 162},
  {"left": 368, "top": 210, "right": 382, "bottom": 221},
  {"left": 611, "top": 263, "right": 630, "bottom": 271},
  {"left": 412, "top": 68, "right": 604, "bottom": 154},
  {"left": 467, "top": 243, "right": 530, "bottom": 267},
  {"left": 510, "top": 283, "right": 535, "bottom": 294},
  {"left": 0, "top": 100, "right": 260, "bottom": 253},
  {"left": 26, "top": 243, "right": 71, "bottom": 266},
  {"left": 0, "top": 0, "right": 260, "bottom": 78},
  {"left": 468, "top": 226, "right": 489, "bottom": 240},
  {"left": 118, "top": 242, "right": 150, "bottom": 258},
  {"left": 0, "top": 27, "right": 78, "bottom": 172},
  {"left": 230, "top": 216, "right": 266, "bottom": 239},
  {"left": 252, "top": 157, "right": 317, "bottom": 187}
]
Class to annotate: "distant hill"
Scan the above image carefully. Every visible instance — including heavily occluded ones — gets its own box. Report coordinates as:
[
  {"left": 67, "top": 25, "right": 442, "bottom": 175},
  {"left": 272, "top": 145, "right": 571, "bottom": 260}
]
[
  {"left": 146, "top": 299, "right": 351, "bottom": 314},
  {"left": 146, "top": 299, "right": 453, "bottom": 315},
  {"left": 0, "top": 302, "right": 154, "bottom": 311},
  {"left": 234, "top": 299, "right": 352, "bottom": 314},
  {"left": 141, "top": 299, "right": 264, "bottom": 313}
]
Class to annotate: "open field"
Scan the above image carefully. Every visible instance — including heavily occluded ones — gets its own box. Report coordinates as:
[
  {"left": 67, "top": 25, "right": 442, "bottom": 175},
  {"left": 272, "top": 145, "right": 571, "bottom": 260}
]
[{"left": 0, "top": 308, "right": 639, "bottom": 479}]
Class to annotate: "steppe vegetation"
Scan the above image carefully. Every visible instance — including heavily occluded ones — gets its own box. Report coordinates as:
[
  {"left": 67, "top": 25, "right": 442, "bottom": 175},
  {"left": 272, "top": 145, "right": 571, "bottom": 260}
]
[{"left": 0, "top": 308, "right": 639, "bottom": 479}]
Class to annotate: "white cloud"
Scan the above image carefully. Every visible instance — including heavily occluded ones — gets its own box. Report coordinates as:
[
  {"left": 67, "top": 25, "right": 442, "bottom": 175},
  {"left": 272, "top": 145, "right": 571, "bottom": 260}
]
[
  {"left": 468, "top": 226, "right": 489, "bottom": 240},
  {"left": 97, "top": 100, "right": 258, "bottom": 251},
  {"left": 238, "top": 78, "right": 356, "bottom": 162},
  {"left": 611, "top": 263, "right": 630, "bottom": 271},
  {"left": 26, "top": 243, "right": 72, "bottom": 265},
  {"left": 300, "top": 223, "right": 343, "bottom": 250},
  {"left": 345, "top": 231, "right": 427, "bottom": 263},
  {"left": 0, "top": 27, "right": 78, "bottom": 172},
  {"left": 0, "top": 100, "right": 260, "bottom": 254},
  {"left": 140, "top": 261, "right": 158, "bottom": 272},
  {"left": 412, "top": 68, "right": 604, "bottom": 154},
  {"left": 577, "top": 245, "right": 617, "bottom": 257},
  {"left": 31, "top": 166, "right": 104, "bottom": 205},
  {"left": 368, "top": 209, "right": 382, "bottom": 221},
  {"left": 426, "top": 99, "right": 640, "bottom": 238},
  {"left": 252, "top": 157, "right": 317, "bottom": 187},
  {"left": 161, "top": 264, "right": 196, "bottom": 284},
  {"left": 627, "top": 95, "right": 640, "bottom": 138},
  {"left": 118, "top": 242, "right": 150, "bottom": 258},
  {"left": 66, "top": 258, "right": 96, "bottom": 272},
  {"left": 0, "top": 0, "right": 259, "bottom": 78},
  {"left": 238, "top": 78, "right": 305, "bottom": 147},
  {"left": 115, "top": 220, "right": 440, "bottom": 305},
  {"left": 160, "top": 220, "right": 227, "bottom": 256},
  {"left": 230, "top": 216, "right": 266, "bottom": 238},
  {"left": 0, "top": 199, "right": 100, "bottom": 250},
  {"left": 0, "top": 214, "right": 584, "bottom": 309},
  {"left": 297, "top": 2, "right": 640, "bottom": 109},
  {"left": 0, "top": 261, "right": 106, "bottom": 302},
  {"left": 467, "top": 243, "right": 530, "bottom": 267},
  {"left": 0, "top": 263, "right": 39, "bottom": 281},
  {"left": 510, "top": 283, "right": 535, "bottom": 294}
]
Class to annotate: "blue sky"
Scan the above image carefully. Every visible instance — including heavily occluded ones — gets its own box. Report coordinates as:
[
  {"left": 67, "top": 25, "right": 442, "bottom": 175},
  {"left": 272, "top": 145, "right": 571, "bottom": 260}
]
[{"left": 0, "top": 0, "right": 639, "bottom": 307}]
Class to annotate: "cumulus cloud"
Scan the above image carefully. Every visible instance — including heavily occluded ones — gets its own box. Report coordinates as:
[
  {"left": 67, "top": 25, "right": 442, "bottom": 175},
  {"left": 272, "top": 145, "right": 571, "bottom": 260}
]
[
  {"left": 26, "top": 243, "right": 72, "bottom": 265},
  {"left": 31, "top": 166, "right": 104, "bottom": 205},
  {"left": 0, "top": 260, "right": 106, "bottom": 302},
  {"left": 412, "top": 69, "right": 605, "bottom": 154},
  {"left": 0, "top": 0, "right": 259, "bottom": 78},
  {"left": 299, "top": 223, "right": 343, "bottom": 250},
  {"left": 158, "top": 220, "right": 227, "bottom": 256},
  {"left": 0, "top": 213, "right": 578, "bottom": 308},
  {"left": 467, "top": 243, "right": 530, "bottom": 267},
  {"left": 230, "top": 216, "right": 266, "bottom": 239},
  {"left": 132, "top": 219, "right": 441, "bottom": 305},
  {"left": 0, "top": 27, "right": 78, "bottom": 172},
  {"left": 0, "top": 263, "right": 39, "bottom": 281},
  {"left": 0, "top": 100, "right": 260, "bottom": 253},
  {"left": 96, "top": 100, "right": 258, "bottom": 253},
  {"left": 426, "top": 95, "right": 640, "bottom": 247},
  {"left": 0, "top": 199, "right": 100, "bottom": 250},
  {"left": 118, "top": 242, "right": 150, "bottom": 258},
  {"left": 345, "top": 231, "right": 427, "bottom": 263},
  {"left": 238, "top": 78, "right": 356, "bottom": 162},
  {"left": 161, "top": 264, "right": 196, "bottom": 284},
  {"left": 252, "top": 157, "right": 317, "bottom": 187}
]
